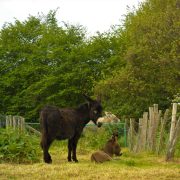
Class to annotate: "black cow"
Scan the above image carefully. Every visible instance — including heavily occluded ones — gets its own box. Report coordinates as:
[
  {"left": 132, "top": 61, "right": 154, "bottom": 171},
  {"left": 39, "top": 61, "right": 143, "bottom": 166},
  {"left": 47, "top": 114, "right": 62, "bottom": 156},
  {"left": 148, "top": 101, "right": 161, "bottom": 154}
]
[{"left": 40, "top": 95, "right": 103, "bottom": 163}]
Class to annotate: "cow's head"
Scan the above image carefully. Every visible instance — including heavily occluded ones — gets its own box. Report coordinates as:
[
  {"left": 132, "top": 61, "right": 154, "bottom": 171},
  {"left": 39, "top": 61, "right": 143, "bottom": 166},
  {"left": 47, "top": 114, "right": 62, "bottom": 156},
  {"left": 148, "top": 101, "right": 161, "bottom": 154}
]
[{"left": 83, "top": 94, "right": 103, "bottom": 127}]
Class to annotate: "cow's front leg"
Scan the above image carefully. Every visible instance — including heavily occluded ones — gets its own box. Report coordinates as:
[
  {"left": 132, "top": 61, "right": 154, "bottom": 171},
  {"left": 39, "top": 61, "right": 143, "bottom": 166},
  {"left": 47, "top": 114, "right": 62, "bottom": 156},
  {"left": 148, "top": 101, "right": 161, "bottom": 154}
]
[{"left": 72, "top": 136, "right": 79, "bottom": 162}]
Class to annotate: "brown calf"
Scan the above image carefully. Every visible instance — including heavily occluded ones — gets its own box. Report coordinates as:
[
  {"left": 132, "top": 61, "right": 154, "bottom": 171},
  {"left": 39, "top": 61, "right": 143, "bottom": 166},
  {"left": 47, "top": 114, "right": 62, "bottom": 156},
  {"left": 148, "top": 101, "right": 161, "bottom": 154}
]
[{"left": 91, "top": 132, "right": 122, "bottom": 163}]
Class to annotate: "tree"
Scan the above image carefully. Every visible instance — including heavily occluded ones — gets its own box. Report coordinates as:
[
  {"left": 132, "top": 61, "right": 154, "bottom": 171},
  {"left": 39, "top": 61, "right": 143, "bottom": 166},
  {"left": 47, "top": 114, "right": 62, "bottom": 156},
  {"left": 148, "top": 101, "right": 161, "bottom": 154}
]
[
  {"left": 0, "top": 11, "right": 93, "bottom": 121},
  {"left": 95, "top": 0, "right": 180, "bottom": 117}
]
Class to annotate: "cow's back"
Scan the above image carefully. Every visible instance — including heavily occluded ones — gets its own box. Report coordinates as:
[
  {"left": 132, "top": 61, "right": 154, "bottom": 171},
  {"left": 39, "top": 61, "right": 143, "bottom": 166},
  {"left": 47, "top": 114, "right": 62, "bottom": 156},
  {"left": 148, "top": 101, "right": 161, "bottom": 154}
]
[
  {"left": 40, "top": 106, "right": 81, "bottom": 140},
  {"left": 40, "top": 106, "right": 62, "bottom": 136}
]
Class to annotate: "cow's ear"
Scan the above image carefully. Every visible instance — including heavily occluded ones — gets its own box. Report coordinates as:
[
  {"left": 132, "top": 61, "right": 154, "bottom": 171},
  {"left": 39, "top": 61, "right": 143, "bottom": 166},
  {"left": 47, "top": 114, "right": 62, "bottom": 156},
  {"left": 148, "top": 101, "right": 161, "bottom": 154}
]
[{"left": 83, "top": 94, "right": 93, "bottom": 102}]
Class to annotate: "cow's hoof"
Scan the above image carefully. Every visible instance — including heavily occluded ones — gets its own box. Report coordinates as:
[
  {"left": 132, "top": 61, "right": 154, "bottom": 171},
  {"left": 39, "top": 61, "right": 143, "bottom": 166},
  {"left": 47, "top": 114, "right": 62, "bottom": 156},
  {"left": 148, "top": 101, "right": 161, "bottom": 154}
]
[
  {"left": 44, "top": 159, "right": 52, "bottom": 164},
  {"left": 74, "top": 159, "right": 79, "bottom": 163},
  {"left": 68, "top": 157, "right": 72, "bottom": 162},
  {"left": 44, "top": 157, "right": 52, "bottom": 164}
]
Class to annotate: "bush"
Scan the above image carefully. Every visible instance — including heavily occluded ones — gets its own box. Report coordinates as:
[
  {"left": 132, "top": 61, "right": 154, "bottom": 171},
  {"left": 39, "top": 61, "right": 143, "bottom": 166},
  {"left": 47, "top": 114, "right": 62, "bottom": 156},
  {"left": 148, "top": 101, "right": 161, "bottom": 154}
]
[
  {"left": 79, "top": 124, "right": 126, "bottom": 151},
  {"left": 0, "top": 128, "right": 41, "bottom": 163},
  {"left": 80, "top": 128, "right": 110, "bottom": 150}
]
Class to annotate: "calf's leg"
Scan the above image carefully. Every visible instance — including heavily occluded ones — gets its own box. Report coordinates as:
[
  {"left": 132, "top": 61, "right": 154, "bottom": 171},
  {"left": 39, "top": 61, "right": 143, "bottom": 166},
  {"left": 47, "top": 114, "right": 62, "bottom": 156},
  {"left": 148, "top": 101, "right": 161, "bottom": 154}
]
[{"left": 91, "top": 151, "right": 112, "bottom": 163}]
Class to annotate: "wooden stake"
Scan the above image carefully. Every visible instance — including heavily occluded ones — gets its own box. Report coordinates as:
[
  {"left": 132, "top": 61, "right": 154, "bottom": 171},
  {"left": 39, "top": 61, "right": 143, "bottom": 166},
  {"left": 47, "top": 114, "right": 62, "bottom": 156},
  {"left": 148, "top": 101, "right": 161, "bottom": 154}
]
[{"left": 169, "top": 103, "right": 177, "bottom": 142}]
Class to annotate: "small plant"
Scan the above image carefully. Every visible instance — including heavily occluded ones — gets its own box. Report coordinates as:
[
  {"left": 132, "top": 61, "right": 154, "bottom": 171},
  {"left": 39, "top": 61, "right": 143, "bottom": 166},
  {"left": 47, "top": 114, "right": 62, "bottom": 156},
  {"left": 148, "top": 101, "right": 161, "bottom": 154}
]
[
  {"left": 0, "top": 128, "right": 41, "bottom": 163},
  {"left": 125, "top": 160, "right": 136, "bottom": 166}
]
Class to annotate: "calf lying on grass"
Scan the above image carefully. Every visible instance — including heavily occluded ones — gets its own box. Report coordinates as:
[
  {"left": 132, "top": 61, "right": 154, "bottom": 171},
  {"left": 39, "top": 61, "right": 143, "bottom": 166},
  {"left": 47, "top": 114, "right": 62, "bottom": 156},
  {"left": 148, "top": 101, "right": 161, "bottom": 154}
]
[{"left": 91, "top": 132, "right": 122, "bottom": 163}]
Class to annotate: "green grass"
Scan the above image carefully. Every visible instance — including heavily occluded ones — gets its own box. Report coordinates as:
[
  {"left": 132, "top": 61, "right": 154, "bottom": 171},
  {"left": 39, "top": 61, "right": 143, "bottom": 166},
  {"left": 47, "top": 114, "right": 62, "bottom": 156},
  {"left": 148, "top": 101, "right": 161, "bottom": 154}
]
[
  {"left": 0, "top": 139, "right": 180, "bottom": 180},
  {"left": 0, "top": 128, "right": 180, "bottom": 179},
  {"left": 0, "top": 145, "right": 179, "bottom": 180}
]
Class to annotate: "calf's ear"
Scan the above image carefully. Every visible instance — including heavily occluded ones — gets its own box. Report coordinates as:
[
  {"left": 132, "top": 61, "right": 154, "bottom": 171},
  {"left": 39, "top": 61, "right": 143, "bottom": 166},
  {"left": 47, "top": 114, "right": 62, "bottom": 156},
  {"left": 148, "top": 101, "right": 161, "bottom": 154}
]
[{"left": 112, "top": 134, "right": 118, "bottom": 143}]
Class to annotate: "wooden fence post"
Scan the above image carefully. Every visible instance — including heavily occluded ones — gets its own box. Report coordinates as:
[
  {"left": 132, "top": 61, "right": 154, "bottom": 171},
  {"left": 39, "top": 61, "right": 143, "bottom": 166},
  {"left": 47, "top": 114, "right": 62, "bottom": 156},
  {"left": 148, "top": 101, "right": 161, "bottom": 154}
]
[
  {"left": 169, "top": 103, "right": 177, "bottom": 142},
  {"left": 6, "top": 116, "right": 10, "bottom": 128},
  {"left": 166, "top": 117, "right": 180, "bottom": 161},
  {"left": 5, "top": 115, "right": 25, "bottom": 131},
  {"left": 166, "top": 103, "right": 179, "bottom": 161},
  {"left": 20, "top": 117, "right": 25, "bottom": 131},
  {"left": 135, "top": 118, "right": 143, "bottom": 153},
  {"left": 9, "top": 115, "right": 13, "bottom": 127},
  {"left": 17, "top": 117, "right": 21, "bottom": 130},
  {"left": 157, "top": 109, "right": 169, "bottom": 154},
  {"left": 124, "top": 118, "right": 129, "bottom": 147},
  {"left": 13, "top": 116, "right": 17, "bottom": 130},
  {"left": 142, "top": 112, "right": 148, "bottom": 150},
  {"left": 128, "top": 118, "right": 135, "bottom": 151},
  {"left": 6, "top": 115, "right": 13, "bottom": 128},
  {"left": 147, "top": 106, "right": 154, "bottom": 151},
  {"left": 151, "top": 104, "right": 159, "bottom": 151}
]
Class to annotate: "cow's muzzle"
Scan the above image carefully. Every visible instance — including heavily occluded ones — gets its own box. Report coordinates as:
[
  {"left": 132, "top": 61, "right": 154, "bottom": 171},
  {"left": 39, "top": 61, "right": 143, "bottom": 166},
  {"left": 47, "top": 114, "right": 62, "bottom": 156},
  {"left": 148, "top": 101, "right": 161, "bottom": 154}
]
[{"left": 97, "top": 122, "right": 102, "bottom": 127}]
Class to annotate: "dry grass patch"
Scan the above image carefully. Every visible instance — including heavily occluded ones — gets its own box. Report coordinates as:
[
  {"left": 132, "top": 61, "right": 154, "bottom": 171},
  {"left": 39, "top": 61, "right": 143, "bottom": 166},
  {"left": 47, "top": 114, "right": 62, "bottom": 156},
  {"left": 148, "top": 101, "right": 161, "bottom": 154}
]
[{"left": 0, "top": 145, "right": 180, "bottom": 180}]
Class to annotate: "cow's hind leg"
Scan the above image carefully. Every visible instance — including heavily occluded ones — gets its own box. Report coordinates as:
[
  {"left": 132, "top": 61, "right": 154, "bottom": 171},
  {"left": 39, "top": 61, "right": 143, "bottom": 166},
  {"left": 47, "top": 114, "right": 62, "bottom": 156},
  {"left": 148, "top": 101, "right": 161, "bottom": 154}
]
[
  {"left": 68, "top": 139, "right": 73, "bottom": 162},
  {"left": 41, "top": 136, "right": 53, "bottom": 163}
]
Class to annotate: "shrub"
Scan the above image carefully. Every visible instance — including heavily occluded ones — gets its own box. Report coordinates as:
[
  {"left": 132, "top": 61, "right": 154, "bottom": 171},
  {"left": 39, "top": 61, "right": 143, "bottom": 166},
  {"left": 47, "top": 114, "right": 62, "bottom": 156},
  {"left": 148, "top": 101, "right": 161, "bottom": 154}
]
[
  {"left": 79, "top": 124, "right": 126, "bottom": 151},
  {"left": 81, "top": 127, "right": 110, "bottom": 150},
  {"left": 0, "top": 128, "right": 41, "bottom": 163}
]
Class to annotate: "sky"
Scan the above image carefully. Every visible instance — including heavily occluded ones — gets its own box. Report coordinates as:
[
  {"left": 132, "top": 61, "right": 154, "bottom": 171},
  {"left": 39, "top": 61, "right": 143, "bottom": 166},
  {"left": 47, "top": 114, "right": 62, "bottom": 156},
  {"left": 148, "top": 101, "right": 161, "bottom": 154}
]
[{"left": 0, "top": 0, "right": 145, "bottom": 35}]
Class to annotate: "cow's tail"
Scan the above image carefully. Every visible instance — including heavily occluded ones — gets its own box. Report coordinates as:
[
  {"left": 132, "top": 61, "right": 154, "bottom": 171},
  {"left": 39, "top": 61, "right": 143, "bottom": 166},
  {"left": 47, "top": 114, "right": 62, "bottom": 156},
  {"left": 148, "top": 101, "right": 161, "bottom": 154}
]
[{"left": 40, "top": 110, "right": 48, "bottom": 149}]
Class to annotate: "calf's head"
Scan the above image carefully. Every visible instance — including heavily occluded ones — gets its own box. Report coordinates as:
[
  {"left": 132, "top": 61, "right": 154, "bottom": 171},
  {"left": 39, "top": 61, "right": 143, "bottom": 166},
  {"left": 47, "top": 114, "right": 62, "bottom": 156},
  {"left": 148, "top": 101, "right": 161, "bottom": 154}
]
[{"left": 103, "top": 132, "right": 122, "bottom": 157}]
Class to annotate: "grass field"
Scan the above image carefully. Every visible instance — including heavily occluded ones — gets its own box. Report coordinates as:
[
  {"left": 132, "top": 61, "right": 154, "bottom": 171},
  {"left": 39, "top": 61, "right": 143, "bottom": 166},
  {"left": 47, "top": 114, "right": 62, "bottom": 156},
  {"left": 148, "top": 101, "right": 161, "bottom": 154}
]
[{"left": 0, "top": 141, "right": 180, "bottom": 180}]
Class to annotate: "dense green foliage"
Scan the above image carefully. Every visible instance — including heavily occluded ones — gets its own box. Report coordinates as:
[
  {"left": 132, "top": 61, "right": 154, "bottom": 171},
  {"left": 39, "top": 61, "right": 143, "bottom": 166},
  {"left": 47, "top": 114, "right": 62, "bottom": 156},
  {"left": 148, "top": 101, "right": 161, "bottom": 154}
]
[
  {"left": 0, "top": 0, "right": 179, "bottom": 121},
  {"left": 95, "top": 0, "right": 180, "bottom": 117},
  {"left": 80, "top": 124, "right": 125, "bottom": 150},
  {"left": 0, "top": 128, "right": 40, "bottom": 163},
  {"left": 0, "top": 11, "right": 116, "bottom": 121}
]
